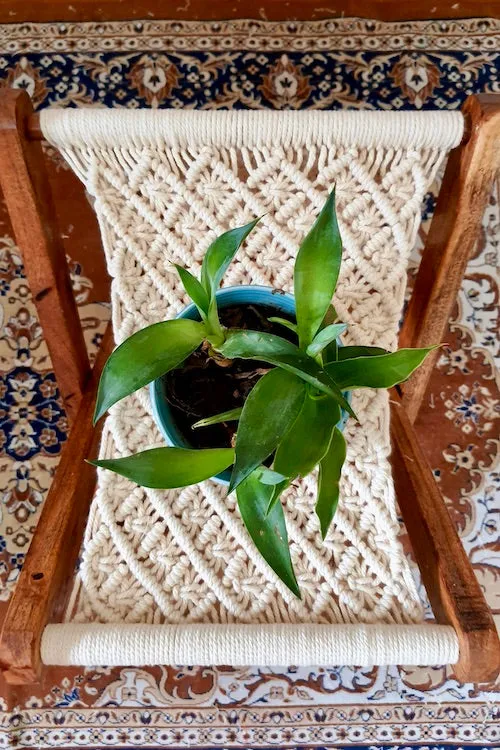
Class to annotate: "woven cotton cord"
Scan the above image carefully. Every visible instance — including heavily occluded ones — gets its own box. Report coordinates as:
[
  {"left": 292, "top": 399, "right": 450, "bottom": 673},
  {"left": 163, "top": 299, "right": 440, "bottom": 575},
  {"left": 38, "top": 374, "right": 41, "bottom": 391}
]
[
  {"left": 41, "top": 623, "right": 460, "bottom": 668},
  {"left": 40, "top": 108, "right": 464, "bottom": 150},
  {"left": 41, "top": 109, "right": 459, "bottom": 634}
]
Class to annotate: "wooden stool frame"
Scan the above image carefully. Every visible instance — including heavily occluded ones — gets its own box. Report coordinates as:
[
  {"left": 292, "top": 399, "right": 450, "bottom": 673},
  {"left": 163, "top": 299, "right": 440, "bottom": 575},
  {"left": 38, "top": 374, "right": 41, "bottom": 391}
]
[
  {"left": 0, "top": 89, "right": 499, "bottom": 686},
  {"left": 2, "top": 0, "right": 500, "bottom": 23}
]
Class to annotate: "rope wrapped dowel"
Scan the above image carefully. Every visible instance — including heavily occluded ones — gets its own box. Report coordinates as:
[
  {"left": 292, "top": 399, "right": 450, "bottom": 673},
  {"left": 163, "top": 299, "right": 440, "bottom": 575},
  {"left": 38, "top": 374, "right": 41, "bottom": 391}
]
[
  {"left": 41, "top": 108, "right": 464, "bottom": 151},
  {"left": 42, "top": 623, "right": 460, "bottom": 667},
  {"left": 40, "top": 109, "right": 464, "bottom": 663}
]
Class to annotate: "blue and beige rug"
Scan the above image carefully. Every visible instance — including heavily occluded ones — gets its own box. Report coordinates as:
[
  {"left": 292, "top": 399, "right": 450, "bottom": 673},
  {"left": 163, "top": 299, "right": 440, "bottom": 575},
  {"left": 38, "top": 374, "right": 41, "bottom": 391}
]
[{"left": 0, "top": 17, "right": 499, "bottom": 748}]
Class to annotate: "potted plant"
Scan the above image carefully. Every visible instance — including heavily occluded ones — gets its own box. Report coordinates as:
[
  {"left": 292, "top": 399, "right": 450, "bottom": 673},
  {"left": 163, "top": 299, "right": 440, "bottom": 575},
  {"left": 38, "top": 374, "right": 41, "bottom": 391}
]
[{"left": 91, "top": 192, "right": 434, "bottom": 598}]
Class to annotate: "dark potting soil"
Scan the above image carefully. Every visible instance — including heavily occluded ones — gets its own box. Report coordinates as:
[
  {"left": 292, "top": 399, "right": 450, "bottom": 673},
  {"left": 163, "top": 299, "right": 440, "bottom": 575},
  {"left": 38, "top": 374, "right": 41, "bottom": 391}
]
[{"left": 159, "top": 301, "right": 297, "bottom": 450}]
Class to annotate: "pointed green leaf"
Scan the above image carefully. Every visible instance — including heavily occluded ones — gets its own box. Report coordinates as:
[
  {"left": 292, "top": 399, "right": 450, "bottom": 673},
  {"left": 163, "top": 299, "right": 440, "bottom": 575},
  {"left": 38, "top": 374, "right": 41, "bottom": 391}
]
[
  {"left": 268, "top": 316, "right": 298, "bottom": 335},
  {"left": 325, "top": 344, "right": 387, "bottom": 366},
  {"left": 325, "top": 347, "right": 437, "bottom": 390},
  {"left": 204, "top": 294, "right": 225, "bottom": 344},
  {"left": 295, "top": 190, "right": 343, "bottom": 349},
  {"left": 174, "top": 264, "right": 210, "bottom": 318},
  {"left": 320, "top": 304, "right": 339, "bottom": 363},
  {"left": 306, "top": 323, "right": 347, "bottom": 359},
  {"left": 316, "top": 428, "right": 346, "bottom": 539},
  {"left": 89, "top": 447, "right": 234, "bottom": 489},
  {"left": 337, "top": 345, "right": 388, "bottom": 361},
  {"left": 236, "top": 470, "right": 300, "bottom": 598},
  {"left": 324, "top": 340, "right": 338, "bottom": 363},
  {"left": 265, "top": 478, "right": 292, "bottom": 516},
  {"left": 274, "top": 392, "right": 340, "bottom": 479},
  {"left": 257, "top": 467, "right": 287, "bottom": 485},
  {"left": 230, "top": 368, "right": 306, "bottom": 492},
  {"left": 94, "top": 319, "right": 206, "bottom": 423},
  {"left": 201, "top": 218, "right": 260, "bottom": 297},
  {"left": 218, "top": 330, "right": 355, "bottom": 416},
  {"left": 192, "top": 407, "right": 242, "bottom": 430}
]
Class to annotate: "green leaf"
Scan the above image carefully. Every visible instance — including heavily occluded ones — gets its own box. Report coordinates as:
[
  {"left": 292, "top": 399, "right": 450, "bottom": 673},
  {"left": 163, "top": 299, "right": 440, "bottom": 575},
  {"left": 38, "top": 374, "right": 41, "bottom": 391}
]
[
  {"left": 192, "top": 407, "right": 242, "bottom": 430},
  {"left": 230, "top": 368, "right": 306, "bottom": 493},
  {"left": 89, "top": 447, "right": 234, "bottom": 489},
  {"left": 201, "top": 218, "right": 260, "bottom": 297},
  {"left": 218, "top": 330, "right": 354, "bottom": 415},
  {"left": 319, "top": 304, "right": 339, "bottom": 363},
  {"left": 205, "top": 295, "right": 224, "bottom": 342},
  {"left": 336, "top": 345, "right": 387, "bottom": 361},
  {"left": 265, "top": 478, "right": 291, "bottom": 516},
  {"left": 94, "top": 319, "right": 206, "bottom": 424},
  {"left": 257, "top": 467, "right": 287, "bottom": 485},
  {"left": 294, "top": 190, "right": 343, "bottom": 349},
  {"left": 268, "top": 316, "right": 298, "bottom": 335},
  {"left": 324, "top": 340, "right": 338, "bottom": 363},
  {"left": 274, "top": 392, "right": 340, "bottom": 479},
  {"left": 173, "top": 264, "right": 210, "bottom": 319},
  {"left": 325, "top": 344, "right": 387, "bottom": 366},
  {"left": 306, "top": 323, "right": 347, "bottom": 359},
  {"left": 316, "top": 428, "right": 346, "bottom": 539},
  {"left": 236, "top": 470, "right": 300, "bottom": 598},
  {"left": 326, "top": 347, "right": 437, "bottom": 390}
]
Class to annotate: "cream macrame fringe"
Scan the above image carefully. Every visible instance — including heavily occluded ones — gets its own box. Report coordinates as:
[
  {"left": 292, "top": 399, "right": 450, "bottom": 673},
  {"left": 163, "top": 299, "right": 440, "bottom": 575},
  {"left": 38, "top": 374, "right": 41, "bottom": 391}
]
[{"left": 40, "top": 108, "right": 464, "bottom": 665}]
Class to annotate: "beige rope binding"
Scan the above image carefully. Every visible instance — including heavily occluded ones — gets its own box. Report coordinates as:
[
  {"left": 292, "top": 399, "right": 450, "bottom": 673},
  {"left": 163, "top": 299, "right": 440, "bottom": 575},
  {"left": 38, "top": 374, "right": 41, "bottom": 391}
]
[
  {"left": 41, "top": 108, "right": 463, "bottom": 666},
  {"left": 42, "top": 623, "right": 459, "bottom": 667}
]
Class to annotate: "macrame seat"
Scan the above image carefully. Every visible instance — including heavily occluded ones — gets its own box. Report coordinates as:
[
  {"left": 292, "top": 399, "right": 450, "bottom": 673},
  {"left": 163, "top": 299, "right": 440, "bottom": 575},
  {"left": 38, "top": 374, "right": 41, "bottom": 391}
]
[{"left": 38, "top": 108, "right": 465, "bottom": 667}]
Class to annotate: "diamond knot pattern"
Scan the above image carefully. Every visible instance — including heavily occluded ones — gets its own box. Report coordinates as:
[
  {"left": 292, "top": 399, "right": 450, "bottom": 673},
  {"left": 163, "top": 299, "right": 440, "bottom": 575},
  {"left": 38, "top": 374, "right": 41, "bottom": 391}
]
[{"left": 48, "top": 116, "right": 458, "bottom": 627}]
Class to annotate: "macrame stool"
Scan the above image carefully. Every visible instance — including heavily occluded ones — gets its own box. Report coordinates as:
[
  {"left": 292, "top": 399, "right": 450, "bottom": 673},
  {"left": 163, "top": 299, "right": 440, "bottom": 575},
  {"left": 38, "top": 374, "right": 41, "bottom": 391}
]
[{"left": 39, "top": 108, "right": 464, "bottom": 667}]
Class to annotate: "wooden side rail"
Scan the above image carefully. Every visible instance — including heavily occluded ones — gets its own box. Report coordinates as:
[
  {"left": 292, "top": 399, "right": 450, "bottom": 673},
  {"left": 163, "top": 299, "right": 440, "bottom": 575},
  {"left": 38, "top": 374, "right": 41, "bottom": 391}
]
[
  {"left": 400, "top": 95, "right": 500, "bottom": 423},
  {"left": 0, "top": 0, "right": 500, "bottom": 23},
  {"left": 2, "top": 1, "right": 500, "bottom": 24},
  {"left": 0, "top": 326, "right": 113, "bottom": 685},
  {"left": 390, "top": 390, "right": 500, "bottom": 683},
  {"left": 0, "top": 89, "right": 90, "bottom": 424}
]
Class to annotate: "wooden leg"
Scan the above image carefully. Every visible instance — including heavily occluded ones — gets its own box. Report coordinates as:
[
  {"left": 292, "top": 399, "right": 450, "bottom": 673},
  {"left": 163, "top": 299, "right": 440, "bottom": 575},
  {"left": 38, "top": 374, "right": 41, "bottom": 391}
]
[
  {"left": 0, "top": 326, "right": 113, "bottom": 685},
  {"left": 390, "top": 390, "right": 500, "bottom": 683},
  {"left": 399, "top": 94, "right": 500, "bottom": 423},
  {"left": 0, "top": 89, "right": 90, "bottom": 424}
]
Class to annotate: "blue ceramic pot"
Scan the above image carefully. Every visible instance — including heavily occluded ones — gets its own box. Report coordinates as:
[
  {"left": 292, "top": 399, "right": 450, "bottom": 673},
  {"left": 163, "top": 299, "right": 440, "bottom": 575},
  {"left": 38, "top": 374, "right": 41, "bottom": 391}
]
[{"left": 150, "top": 285, "right": 349, "bottom": 485}]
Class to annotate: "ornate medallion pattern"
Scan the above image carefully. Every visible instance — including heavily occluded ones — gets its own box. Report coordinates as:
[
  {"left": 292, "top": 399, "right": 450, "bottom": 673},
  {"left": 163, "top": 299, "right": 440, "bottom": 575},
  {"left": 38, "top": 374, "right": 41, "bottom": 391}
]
[{"left": 0, "top": 16, "right": 498, "bottom": 747}]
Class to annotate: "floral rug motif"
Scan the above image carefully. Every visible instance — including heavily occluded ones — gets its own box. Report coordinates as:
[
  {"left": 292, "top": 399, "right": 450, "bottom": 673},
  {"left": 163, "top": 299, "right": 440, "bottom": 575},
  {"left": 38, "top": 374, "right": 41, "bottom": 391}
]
[{"left": 0, "top": 17, "right": 499, "bottom": 748}]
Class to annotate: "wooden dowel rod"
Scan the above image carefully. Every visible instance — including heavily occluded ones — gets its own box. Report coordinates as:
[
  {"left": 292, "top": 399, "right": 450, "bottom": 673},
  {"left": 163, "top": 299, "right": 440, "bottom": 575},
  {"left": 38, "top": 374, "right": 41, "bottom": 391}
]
[{"left": 25, "top": 111, "right": 474, "bottom": 144}]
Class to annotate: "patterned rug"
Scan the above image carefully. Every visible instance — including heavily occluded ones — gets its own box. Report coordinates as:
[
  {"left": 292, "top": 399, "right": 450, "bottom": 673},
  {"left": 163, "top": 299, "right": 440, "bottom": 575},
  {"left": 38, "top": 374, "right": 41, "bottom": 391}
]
[{"left": 0, "top": 17, "right": 499, "bottom": 748}]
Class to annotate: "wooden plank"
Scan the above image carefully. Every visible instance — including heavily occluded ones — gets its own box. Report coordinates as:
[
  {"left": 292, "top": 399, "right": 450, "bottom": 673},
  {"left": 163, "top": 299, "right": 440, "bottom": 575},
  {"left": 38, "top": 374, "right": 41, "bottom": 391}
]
[
  {"left": 0, "top": 89, "right": 90, "bottom": 424},
  {"left": 0, "top": 0, "right": 499, "bottom": 22},
  {"left": 400, "top": 94, "right": 500, "bottom": 423},
  {"left": 0, "top": 326, "right": 113, "bottom": 685},
  {"left": 390, "top": 390, "right": 500, "bottom": 683}
]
